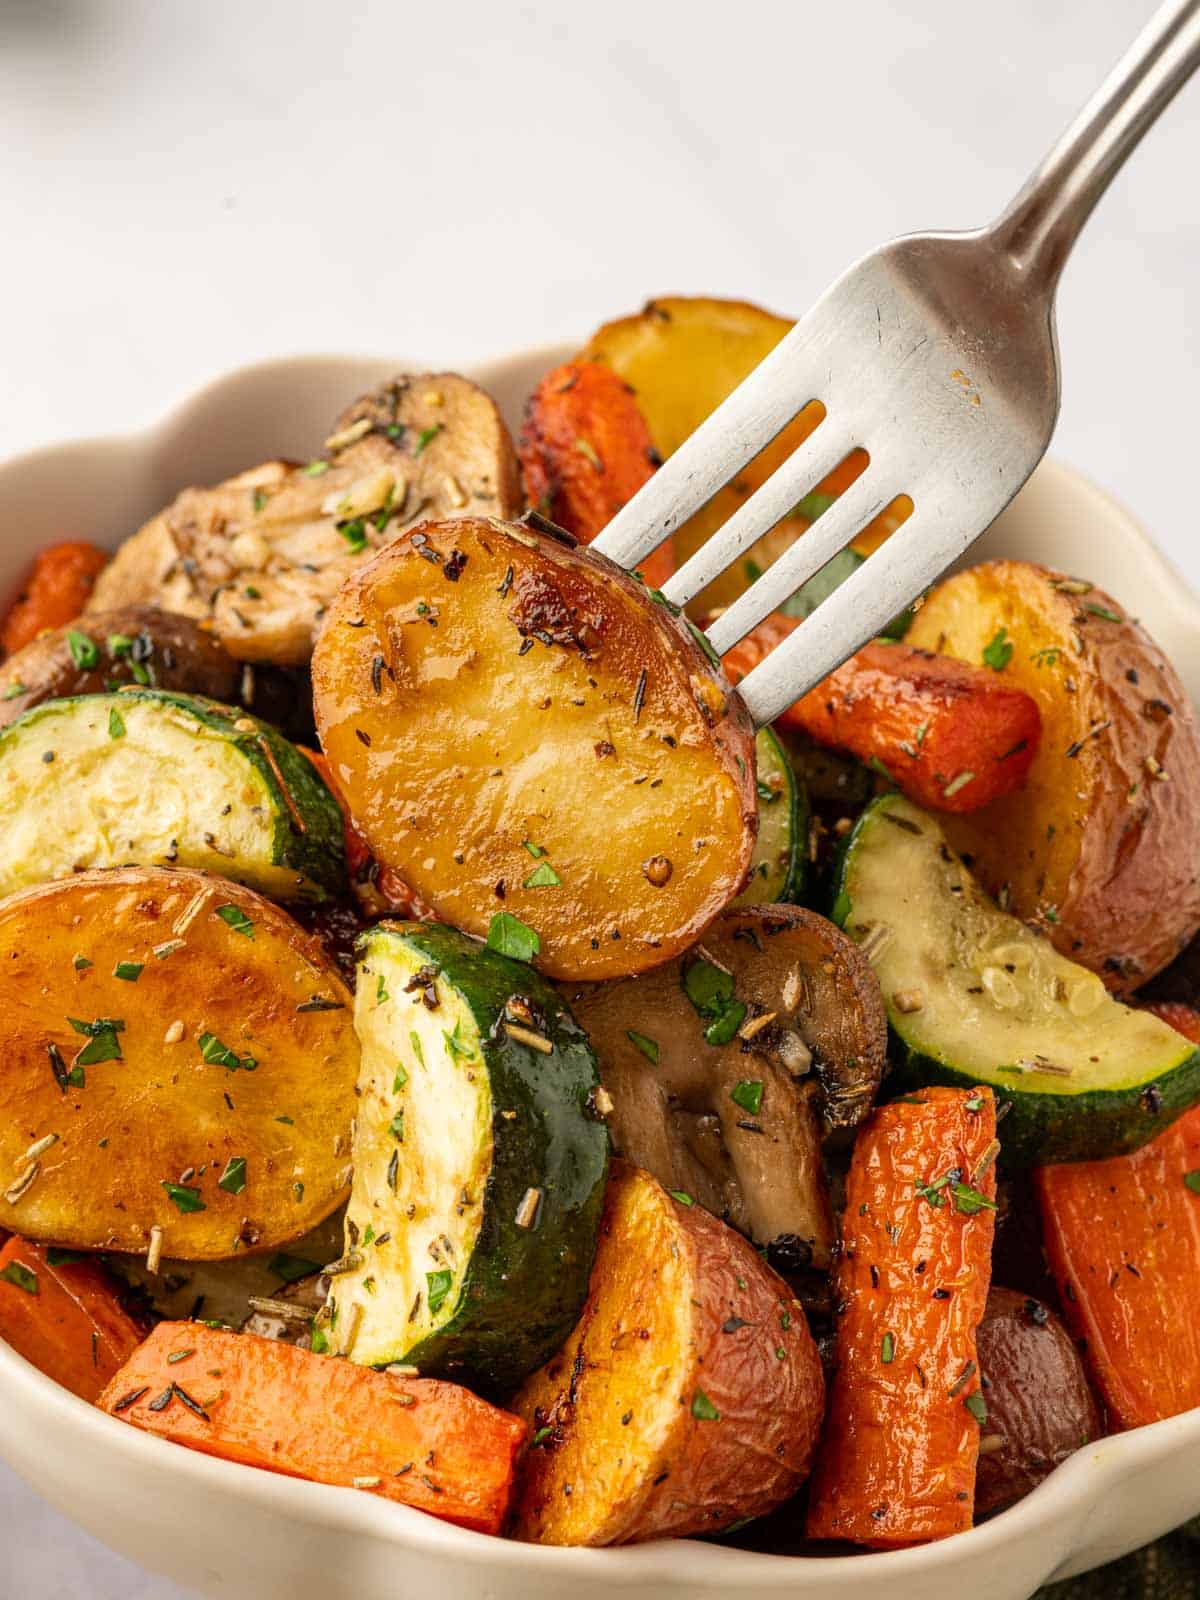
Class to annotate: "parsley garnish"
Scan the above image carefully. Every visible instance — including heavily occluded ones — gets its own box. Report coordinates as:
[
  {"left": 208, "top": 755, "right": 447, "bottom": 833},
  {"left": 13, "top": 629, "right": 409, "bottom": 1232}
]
[
  {"left": 626, "top": 1029, "right": 660, "bottom": 1065},
  {"left": 682, "top": 958, "right": 746, "bottom": 1046},
  {"left": 1184, "top": 1170, "right": 1200, "bottom": 1195},
  {"left": 67, "top": 630, "right": 99, "bottom": 670},
  {"left": 486, "top": 912, "right": 540, "bottom": 963},
  {"left": 881, "top": 1331, "right": 896, "bottom": 1363},
  {"left": 982, "top": 627, "right": 1013, "bottom": 671},
  {"left": 162, "top": 1182, "right": 206, "bottom": 1214},
  {"left": 216, "top": 905, "right": 255, "bottom": 939},
  {"left": 198, "top": 1032, "right": 257, "bottom": 1072},
  {"left": 730, "top": 1080, "right": 764, "bottom": 1115},
  {"left": 69, "top": 1016, "right": 124, "bottom": 1065},
  {"left": 426, "top": 1269, "right": 453, "bottom": 1315},
  {"left": 413, "top": 424, "right": 442, "bottom": 457},
  {"left": 691, "top": 1388, "right": 720, "bottom": 1421},
  {"left": 113, "top": 961, "right": 143, "bottom": 982},
  {"left": 0, "top": 1261, "right": 38, "bottom": 1295},
  {"left": 951, "top": 1182, "right": 997, "bottom": 1216},
  {"left": 108, "top": 707, "right": 126, "bottom": 739},
  {"left": 522, "top": 839, "right": 547, "bottom": 858},
  {"left": 523, "top": 861, "right": 562, "bottom": 888},
  {"left": 669, "top": 1190, "right": 694, "bottom": 1206},
  {"left": 963, "top": 1392, "right": 988, "bottom": 1425},
  {"left": 218, "top": 1157, "right": 247, "bottom": 1195}
]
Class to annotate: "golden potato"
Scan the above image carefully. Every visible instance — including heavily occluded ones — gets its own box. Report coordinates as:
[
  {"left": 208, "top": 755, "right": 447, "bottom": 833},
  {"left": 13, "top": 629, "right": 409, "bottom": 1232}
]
[
  {"left": 907, "top": 560, "right": 1200, "bottom": 990},
  {"left": 511, "top": 1162, "right": 825, "bottom": 1545},
  {"left": 582, "top": 296, "right": 908, "bottom": 609},
  {"left": 311, "top": 516, "right": 757, "bottom": 981},
  {"left": 0, "top": 869, "right": 358, "bottom": 1258}
]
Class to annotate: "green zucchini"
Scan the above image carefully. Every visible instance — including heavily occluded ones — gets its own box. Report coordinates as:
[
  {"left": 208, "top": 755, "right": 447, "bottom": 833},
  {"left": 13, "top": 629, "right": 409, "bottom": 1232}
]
[
  {"left": 0, "top": 690, "right": 344, "bottom": 902},
  {"left": 832, "top": 792, "right": 1200, "bottom": 1165},
  {"left": 735, "top": 727, "right": 807, "bottom": 906},
  {"left": 323, "top": 922, "right": 608, "bottom": 1389}
]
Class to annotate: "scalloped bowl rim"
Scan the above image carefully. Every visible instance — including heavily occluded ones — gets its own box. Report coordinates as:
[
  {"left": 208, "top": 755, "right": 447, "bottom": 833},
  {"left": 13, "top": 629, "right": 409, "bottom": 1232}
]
[{"left": 0, "top": 344, "right": 1197, "bottom": 1600}]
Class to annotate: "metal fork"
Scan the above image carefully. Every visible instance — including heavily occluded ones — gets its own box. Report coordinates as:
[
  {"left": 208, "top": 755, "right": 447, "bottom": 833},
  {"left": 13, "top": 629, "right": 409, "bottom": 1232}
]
[{"left": 590, "top": 0, "right": 1200, "bottom": 727}]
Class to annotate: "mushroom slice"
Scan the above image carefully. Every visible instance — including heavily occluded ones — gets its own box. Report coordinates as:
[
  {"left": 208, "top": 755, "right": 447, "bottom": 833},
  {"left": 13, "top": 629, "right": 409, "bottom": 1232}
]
[
  {"left": 565, "top": 905, "right": 888, "bottom": 1270},
  {"left": 87, "top": 374, "right": 522, "bottom": 665}
]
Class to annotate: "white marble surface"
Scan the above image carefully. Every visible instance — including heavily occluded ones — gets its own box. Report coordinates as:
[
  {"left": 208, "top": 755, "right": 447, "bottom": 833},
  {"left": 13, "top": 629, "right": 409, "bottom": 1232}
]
[{"left": 0, "top": 1, "right": 1196, "bottom": 1595}]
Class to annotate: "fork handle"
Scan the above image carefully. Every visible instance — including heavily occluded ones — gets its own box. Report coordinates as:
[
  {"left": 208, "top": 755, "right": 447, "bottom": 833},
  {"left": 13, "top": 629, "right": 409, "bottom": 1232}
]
[{"left": 992, "top": 0, "right": 1200, "bottom": 290}]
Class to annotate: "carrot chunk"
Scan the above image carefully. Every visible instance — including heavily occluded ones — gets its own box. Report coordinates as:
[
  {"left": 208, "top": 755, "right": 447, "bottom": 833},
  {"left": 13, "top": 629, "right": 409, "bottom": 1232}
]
[
  {"left": 806, "top": 1087, "right": 998, "bottom": 1547},
  {"left": 519, "top": 361, "right": 672, "bottom": 588},
  {"left": 722, "top": 622, "right": 1041, "bottom": 813},
  {"left": 0, "top": 1236, "right": 144, "bottom": 1402},
  {"left": 98, "top": 1322, "right": 526, "bottom": 1534},
  {"left": 1, "top": 541, "right": 109, "bottom": 656},
  {"left": 1036, "top": 1104, "right": 1200, "bottom": 1431}
]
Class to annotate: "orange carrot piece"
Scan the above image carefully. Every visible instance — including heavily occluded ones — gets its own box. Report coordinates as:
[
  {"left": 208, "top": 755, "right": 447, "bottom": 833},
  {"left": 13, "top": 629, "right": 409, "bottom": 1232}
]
[
  {"left": 722, "top": 622, "right": 1041, "bottom": 813},
  {"left": 1, "top": 541, "right": 109, "bottom": 656},
  {"left": 99, "top": 1323, "right": 526, "bottom": 1534},
  {"left": 1141, "top": 1000, "right": 1200, "bottom": 1045},
  {"left": 519, "top": 361, "right": 673, "bottom": 588},
  {"left": 806, "top": 1087, "right": 999, "bottom": 1548},
  {"left": 1036, "top": 1104, "right": 1200, "bottom": 1431},
  {"left": 0, "top": 1236, "right": 144, "bottom": 1402}
]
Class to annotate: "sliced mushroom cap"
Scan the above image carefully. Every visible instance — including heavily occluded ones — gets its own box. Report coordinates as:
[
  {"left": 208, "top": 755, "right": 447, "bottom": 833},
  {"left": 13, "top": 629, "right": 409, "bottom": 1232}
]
[
  {"left": 87, "top": 374, "right": 522, "bottom": 666},
  {"left": 564, "top": 904, "right": 888, "bottom": 1270}
]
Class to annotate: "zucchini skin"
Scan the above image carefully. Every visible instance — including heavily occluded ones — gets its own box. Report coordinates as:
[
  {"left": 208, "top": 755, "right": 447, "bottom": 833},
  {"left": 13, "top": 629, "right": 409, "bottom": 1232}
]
[
  {"left": 1, "top": 690, "right": 346, "bottom": 900},
  {"left": 364, "top": 923, "right": 609, "bottom": 1392},
  {"left": 831, "top": 796, "right": 1200, "bottom": 1167}
]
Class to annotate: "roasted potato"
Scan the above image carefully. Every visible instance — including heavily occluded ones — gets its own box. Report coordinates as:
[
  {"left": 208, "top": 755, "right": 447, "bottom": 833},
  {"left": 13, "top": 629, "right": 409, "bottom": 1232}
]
[
  {"left": 0, "top": 869, "right": 358, "bottom": 1258},
  {"left": 907, "top": 561, "right": 1200, "bottom": 991},
  {"left": 87, "top": 375, "right": 522, "bottom": 665},
  {"left": 974, "top": 1286, "right": 1102, "bottom": 1516},
  {"left": 564, "top": 905, "right": 889, "bottom": 1269},
  {"left": 312, "top": 516, "right": 758, "bottom": 981},
  {"left": 511, "top": 1162, "right": 825, "bottom": 1545},
  {"left": 581, "top": 297, "right": 908, "bottom": 611},
  {"left": 0, "top": 607, "right": 243, "bottom": 727}
]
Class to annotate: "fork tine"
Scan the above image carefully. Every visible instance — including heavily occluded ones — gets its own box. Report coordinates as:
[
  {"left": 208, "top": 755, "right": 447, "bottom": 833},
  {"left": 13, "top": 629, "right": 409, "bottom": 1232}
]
[
  {"left": 705, "top": 471, "right": 893, "bottom": 656},
  {"left": 659, "top": 425, "right": 855, "bottom": 608},
  {"left": 588, "top": 322, "right": 827, "bottom": 572},
  {"left": 733, "top": 502, "right": 970, "bottom": 727}
]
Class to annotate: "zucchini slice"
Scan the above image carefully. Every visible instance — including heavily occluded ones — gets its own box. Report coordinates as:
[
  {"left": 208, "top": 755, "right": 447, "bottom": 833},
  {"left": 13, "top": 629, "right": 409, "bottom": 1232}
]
[
  {"left": 323, "top": 922, "right": 608, "bottom": 1389},
  {"left": 833, "top": 793, "right": 1200, "bottom": 1164},
  {"left": 0, "top": 691, "right": 345, "bottom": 902},
  {"left": 734, "top": 727, "right": 807, "bottom": 907}
]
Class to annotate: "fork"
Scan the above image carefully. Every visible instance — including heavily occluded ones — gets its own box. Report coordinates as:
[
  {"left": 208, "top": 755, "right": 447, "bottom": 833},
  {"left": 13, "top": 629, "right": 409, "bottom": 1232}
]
[{"left": 590, "top": 0, "right": 1200, "bottom": 728}]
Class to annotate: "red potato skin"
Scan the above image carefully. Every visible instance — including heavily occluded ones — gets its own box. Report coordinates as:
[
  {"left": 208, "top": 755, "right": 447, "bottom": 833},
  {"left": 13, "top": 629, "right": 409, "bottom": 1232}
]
[
  {"left": 806, "top": 1087, "right": 998, "bottom": 1548},
  {"left": 722, "top": 619, "right": 1041, "bottom": 814},
  {"left": 0, "top": 1236, "right": 145, "bottom": 1402},
  {"left": 1, "top": 541, "right": 109, "bottom": 656},
  {"left": 520, "top": 361, "right": 673, "bottom": 589},
  {"left": 1035, "top": 1103, "right": 1200, "bottom": 1431},
  {"left": 99, "top": 1323, "right": 526, "bottom": 1535}
]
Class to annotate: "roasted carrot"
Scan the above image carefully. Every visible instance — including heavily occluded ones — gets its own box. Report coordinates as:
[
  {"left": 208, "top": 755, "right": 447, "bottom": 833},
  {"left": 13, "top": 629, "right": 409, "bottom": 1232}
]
[
  {"left": 0, "top": 1236, "right": 144, "bottom": 1402},
  {"left": 1, "top": 540, "right": 109, "bottom": 656},
  {"left": 806, "top": 1087, "right": 999, "bottom": 1548},
  {"left": 1036, "top": 1104, "right": 1200, "bottom": 1431},
  {"left": 99, "top": 1323, "right": 526, "bottom": 1534},
  {"left": 722, "top": 621, "right": 1041, "bottom": 813},
  {"left": 1141, "top": 1000, "right": 1200, "bottom": 1046},
  {"left": 519, "top": 360, "right": 673, "bottom": 588}
]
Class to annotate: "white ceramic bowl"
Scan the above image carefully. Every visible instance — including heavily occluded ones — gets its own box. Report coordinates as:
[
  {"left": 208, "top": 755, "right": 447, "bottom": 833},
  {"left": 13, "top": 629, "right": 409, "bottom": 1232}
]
[{"left": 2, "top": 349, "right": 1198, "bottom": 1600}]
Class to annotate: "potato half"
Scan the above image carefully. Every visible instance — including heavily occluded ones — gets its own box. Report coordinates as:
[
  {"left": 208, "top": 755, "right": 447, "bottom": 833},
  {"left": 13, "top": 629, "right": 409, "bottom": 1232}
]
[
  {"left": 311, "top": 516, "right": 758, "bottom": 980},
  {"left": 87, "top": 375, "right": 522, "bottom": 665},
  {"left": 511, "top": 1162, "right": 825, "bottom": 1545},
  {"left": 907, "top": 560, "right": 1200, "bottom": 991},
  {"left": 0, "top": 869, "right": 358, "bottom": 1258}
]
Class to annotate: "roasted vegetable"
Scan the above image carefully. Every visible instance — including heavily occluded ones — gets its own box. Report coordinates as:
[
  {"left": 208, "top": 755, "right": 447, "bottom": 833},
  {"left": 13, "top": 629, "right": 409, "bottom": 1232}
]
[
  {"left": 0, "top": 1235, "right": 145, "bottom": 1401},
  {"left": 319, "top": 923, "right": 608, "bottom": 1390},
  {"left": 0, "top": 607, "right": 246, "bottom": 728},
  {"left": 834, "top": 793, "right": 1200, "bottom": 1165},
  {"left": 0, "top": 869, "right": 358, "bottom": 1258},
  {"left": 1, "top": 541, "right": 109, "bottom": 655},
  {"left": 735, "top": 727, "right": 807, "bottom": 906},
  {"left": 973, "top": 1286, "right": 1102, "bottom": 1516},
  {"left": 906, "top": 560, "right": 1200, "bottom": 991},
  {"left": 511, "top": 1162, "right": 825, "bottom": 1545},
  {"left": 240, "top": 1268, "right": 331, "bottom": 1347},
  {"left": 1142, "top": 1000, "right": 1200, "bottom": 1045},
  {"left": 722, "top": 623, "right": 1042, "bottom": 814},
  {"left": 86, "top": 376, "right": 522, "bottom": 665},
  {"left": 0, "top": 691, "right": 345, "bottom": 902},
  {"left": 581, "top": 296, "right": 907, "bottom": 611},
  {"left": 312, "top": 516, "right": 757, "bottom": 980},
  {"left": 518, "top": 360, "right": 671, "bottom": 587},
  {"left": 806, "top": 1087, "right": 998, "bottom": 1548},
  {"left": 565, "top": 905, "right": 888, "bottom": 1269},
  {"left": 1036, "top": 1103, "right": 1200, "bottom": 1430},
  {"left": 99, "top": 1322, "right": 526, "bottom": 1535}
]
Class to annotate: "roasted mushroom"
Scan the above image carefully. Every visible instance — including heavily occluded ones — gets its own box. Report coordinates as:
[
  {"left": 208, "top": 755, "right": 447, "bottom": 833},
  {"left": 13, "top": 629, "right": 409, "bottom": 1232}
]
[
  {"left": 565, "top": 904, "right": 888, "bottom": 1269},
  {"left": 86, "top": 374, "right": 522, "bottom": 665}
]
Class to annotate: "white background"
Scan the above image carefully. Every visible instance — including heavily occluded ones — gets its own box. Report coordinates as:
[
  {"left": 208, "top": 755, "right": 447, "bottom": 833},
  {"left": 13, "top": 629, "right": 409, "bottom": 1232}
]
[{"left": 0, "top": 1, "right": 1197, "bottom": 1595}]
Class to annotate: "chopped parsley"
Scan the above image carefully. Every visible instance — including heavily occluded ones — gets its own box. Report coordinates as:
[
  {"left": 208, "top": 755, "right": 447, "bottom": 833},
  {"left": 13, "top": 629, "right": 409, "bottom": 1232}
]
[
  {"left": 69, "top": 1016, "right": 125, "bottom": 1065},
  {"left": 66, "top": 630, "right": 99, "bottom": 670},
  {"left": 426, "top": 1269, "right": 453, "bottom": 1315},
  {"left": 198, "top": 1032, "right": 257, "bottom": 1072},
  {"left": 682, "top": 957, "right": 746, "bottom": 1046},
  {"left": 108, "top": 707, "right": 126, "bottom": 739},
  {"left": 162, "top": 1182, "right": 206, "bottom": 1214},
  {"left": 626, "top": 1029, "right": 660, "bottom": 1065},
  {"left": 0, "top": 1261, "right": 38, "bottom": 1295},
  {"left": 216, "top": 905, "right": 255, "bottom": 939},
  {"left": 982, "top": 627, "right": 1013, "bottom": 671},
  {"left": 963, "top": 1391, "right": 988, "bottom": 1425},
  {"left": 1184, "top": 1170, "right": 1200, "bottom": 1195},
  {"left": 691, "top": 1388, "right": 721, "bottom": 1421},
  {"left": 522, "top": 839, "right": 548, "bottom": 858},
  {"left": 217, "top": 1157, "right": 247, "bottom": 1195},
  {"left": 523, "top": 861, "right": 562, "bottom": 888},
  {"left": 486, "top": 911, "right": 540, "bottom": 963},
  {"left": 113, "top": 961, "right": 143, "bottom": 982},
  {"left": 881, "top": 1331, "right": 896, "bottom": 1364},
  {"left": 73, "top": 955, "right": 92, "bottom": 972},
  {"left": 950, "top": 1182, "right": 998, "bottom": 1216},
  {"left": 413, "top": 424, "right": 442, "bottom": 456},
  {"left": 669, "top": 1190, "right": 695, "bottom": 1206},
  {"left": 730, "top": 1080, "right": 764, "bottom": 1115}
]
